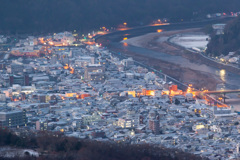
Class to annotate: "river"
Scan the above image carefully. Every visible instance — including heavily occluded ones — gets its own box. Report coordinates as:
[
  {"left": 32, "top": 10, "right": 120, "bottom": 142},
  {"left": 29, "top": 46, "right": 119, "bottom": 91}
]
[{"left": 110, "top": 41, "right": 240, "bottom": 91}]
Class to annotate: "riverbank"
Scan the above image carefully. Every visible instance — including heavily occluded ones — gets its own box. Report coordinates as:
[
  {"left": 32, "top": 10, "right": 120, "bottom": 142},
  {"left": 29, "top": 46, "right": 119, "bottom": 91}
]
[
  {"left": 113, "top": 29, "right": 222, "bottom": 90},
  {"left": 124, "top": 29, "right": 240, "bottom": 75},
  {"left": 108, "top": 44, "right": 220, "bottom": 91}
]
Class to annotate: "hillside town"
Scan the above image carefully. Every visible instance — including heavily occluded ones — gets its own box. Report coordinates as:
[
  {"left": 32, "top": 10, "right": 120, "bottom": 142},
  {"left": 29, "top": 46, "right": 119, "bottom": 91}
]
[{"left": 0, "top": 31, "right": 240, "bottom": 160}]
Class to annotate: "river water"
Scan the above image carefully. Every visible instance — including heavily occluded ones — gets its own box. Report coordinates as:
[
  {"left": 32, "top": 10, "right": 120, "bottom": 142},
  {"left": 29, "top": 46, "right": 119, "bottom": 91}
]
[{"left": 111, "top": 41, "right": 240, "bottom": 91}]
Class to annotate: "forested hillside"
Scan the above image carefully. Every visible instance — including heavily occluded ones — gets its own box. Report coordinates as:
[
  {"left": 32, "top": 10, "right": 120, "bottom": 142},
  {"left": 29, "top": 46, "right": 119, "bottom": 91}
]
[
  {"left": 0, "top": 0, "right": 240, "bottom": 34},
  {"left": 0, "top": 129, "right": 204, "bottom": 160},
  {"left": 207, "top": 16, "right": 240, "bottom": 56}
]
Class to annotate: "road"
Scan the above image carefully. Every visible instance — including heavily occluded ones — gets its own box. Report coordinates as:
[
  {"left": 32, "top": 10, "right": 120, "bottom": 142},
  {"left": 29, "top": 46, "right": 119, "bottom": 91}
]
[{"left": 95, "top": 17, "right": 233, "bottom": 43}]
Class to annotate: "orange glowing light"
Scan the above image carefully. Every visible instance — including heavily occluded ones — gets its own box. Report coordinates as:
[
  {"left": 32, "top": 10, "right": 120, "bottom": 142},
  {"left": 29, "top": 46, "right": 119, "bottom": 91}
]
[
  {"left": 185, "top": 85, "right": 198, "bottom": 98},
  {"left": 145, "top": 90, "right": 156, "bottom": 96},
  {"left": 97, "top": 31, "right": 107, "bottom": 35},
  {"left": 169, "top": 90, "right": 183, "bottom": 96},
  {"left": 65, "top": 93, "right": 77, "bottom": 97},
  {"left": 123, "top": 22, "right": 127, "bottom": 26},
  {"left": 84, "top": 41, "right": 96, "bottom": 45},
  {"left": 127, "top": 91, "right": 136, "bottom": 97},
  {"left": 70, "top": 67, "right": 74, "bottom": 74},
  {"left": 123, "top": 42, "right": 128, "bottom": 46},
  {"left": 54, "top": 43, "right": 61, "bottom": 46},
  {"left": 157, "top": 29, "right": 162, "bottom": 33},
  {"left": 39, "top": 38, "right": 45, "bottom": 44},
  {"left": 123, "top": 37, "right": 128, "bottom": 40},
  {"left": 149, "top": 91, "right": 155, "bottom": 96},
  {"left": 49, "top": 41, "right": 54, "bottom": 45},
  {"left": 117, "top": 27, "right": 130, "bottom": 31},
  {"left": 150, "top": 23, "right": 170, "bottom": 26},
  {"left": 187, "top": 87, "right": 192, "bottom": 93},
  {"left": 64, "top": 64, "right": 69, "bottom": 70},
  {"left": 81, "top": 94, "right": 91, "bottom": 99},
  {"left": 217, "top": 103, "right": 228, "bottom": 108}
]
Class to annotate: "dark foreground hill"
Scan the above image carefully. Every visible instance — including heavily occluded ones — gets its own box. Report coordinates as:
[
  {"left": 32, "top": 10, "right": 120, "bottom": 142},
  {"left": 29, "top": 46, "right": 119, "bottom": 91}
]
[
  {"left": 1, "top": 0, "right": 240, "bottom": 34},
  {"left": 207, "top": 16, "right": 240, "bottom": 56},
  {"left": 0, "top": 128, "right": 205, "bottom": 160}
]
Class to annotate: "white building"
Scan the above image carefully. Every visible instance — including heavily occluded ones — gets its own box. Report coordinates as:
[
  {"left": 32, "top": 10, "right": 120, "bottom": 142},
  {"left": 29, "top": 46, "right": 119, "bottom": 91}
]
[{"left": 118, "top": 118, "right": 134, "bottom": 128}]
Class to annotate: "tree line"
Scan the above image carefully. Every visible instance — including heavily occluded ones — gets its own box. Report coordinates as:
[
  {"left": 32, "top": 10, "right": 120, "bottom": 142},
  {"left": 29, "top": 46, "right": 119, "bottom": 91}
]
[
  {"left": 0, "top": 128, "right": 206, "bottom": 160},
  {"left": 207, "top": 16, "right": 240, "bottom": 56}
]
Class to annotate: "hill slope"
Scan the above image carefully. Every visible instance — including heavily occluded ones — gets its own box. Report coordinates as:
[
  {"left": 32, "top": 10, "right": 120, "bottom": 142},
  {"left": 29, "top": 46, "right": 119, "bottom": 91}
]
[
  {"left": 0, "top": 129, "right": 205, "bottom": 160},
  {"left": 207, "top": 16, "right": 240, "bottom": 56},
  {"left": 1, "top": 0, "right": 240, "bottom": 34}
]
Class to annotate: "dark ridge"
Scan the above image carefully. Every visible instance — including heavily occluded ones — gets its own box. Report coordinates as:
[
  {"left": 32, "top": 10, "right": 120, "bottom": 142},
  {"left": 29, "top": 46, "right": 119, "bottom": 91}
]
[
  {"left": 0, "top": 0, "right": 240, "bottom": 34},
  {"left": 207, "top": 16, "right": 240, "bottom": 56}
]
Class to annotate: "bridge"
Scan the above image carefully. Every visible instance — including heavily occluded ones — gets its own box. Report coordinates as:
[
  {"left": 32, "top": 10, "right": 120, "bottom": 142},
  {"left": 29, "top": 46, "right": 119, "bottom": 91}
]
[
  {"left": 204, "top": 90, "right": 240, "bottom": 95},
  {"left": 203, "top": 90, "right": 240, "bottom": 103}
]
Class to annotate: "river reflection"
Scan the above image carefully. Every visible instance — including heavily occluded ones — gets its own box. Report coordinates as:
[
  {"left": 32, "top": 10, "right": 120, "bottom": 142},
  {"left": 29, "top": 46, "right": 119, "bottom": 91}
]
[{"left": 219, "top": 69, "right": 226, "bottom": 82}]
